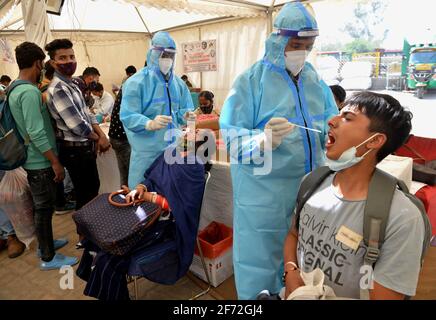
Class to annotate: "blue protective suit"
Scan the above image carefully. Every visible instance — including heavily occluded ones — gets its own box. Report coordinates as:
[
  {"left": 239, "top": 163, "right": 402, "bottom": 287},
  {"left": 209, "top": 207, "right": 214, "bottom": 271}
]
[
  {"left": 219, "top": 2, "right": 338, "bottom": 299},
  {"left": 120, "top": 31, "right": 194, "bottom": 189}
]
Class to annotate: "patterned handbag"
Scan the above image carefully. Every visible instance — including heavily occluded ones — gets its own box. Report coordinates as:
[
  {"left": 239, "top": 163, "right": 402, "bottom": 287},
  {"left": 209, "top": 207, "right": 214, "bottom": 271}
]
[{"left": 73, "top": 188, "right": 166, "bottom": 256}]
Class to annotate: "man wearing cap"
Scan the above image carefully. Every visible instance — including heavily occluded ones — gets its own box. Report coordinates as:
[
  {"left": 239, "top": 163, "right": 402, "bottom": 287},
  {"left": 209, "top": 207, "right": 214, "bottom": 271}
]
[
  {"left": 120, "top": 31, "right": 194, "bottom": 189},
  {"left": 219, "top": 2, "right": 338, "bottom": 299}
]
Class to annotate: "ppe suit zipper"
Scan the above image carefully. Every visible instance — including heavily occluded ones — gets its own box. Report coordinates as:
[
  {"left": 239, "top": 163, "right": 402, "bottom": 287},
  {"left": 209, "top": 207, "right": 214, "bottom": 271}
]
[
  {"left": 294, "top": 82, "right": 313, "bottom": 172},
  {"left": 166, "top": 81, "right": 172, "bottom": 116}
]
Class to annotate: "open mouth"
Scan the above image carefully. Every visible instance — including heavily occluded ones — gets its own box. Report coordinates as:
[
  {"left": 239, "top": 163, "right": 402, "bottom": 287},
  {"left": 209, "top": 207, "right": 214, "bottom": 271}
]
[{"left": 326, "top": 131, "right": 336, "bottom": 147}]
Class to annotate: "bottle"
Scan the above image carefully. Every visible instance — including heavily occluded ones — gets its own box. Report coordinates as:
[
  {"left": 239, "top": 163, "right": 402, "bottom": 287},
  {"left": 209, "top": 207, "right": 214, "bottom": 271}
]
[{"left": 186, "top": 113, "right": 196, "bottom": 153}]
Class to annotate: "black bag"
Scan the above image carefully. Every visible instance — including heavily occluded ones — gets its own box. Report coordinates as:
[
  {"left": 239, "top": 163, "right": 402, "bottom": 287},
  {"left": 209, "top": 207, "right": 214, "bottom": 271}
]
[
  {"left": 402, "top": 144, "right": 436, "bottom": 185},
  {"left": 73, "top": 192, "right": 162, "bottom": 256},
  {"left": 412, "top": 161, "right": 436, "bottom": 186}
]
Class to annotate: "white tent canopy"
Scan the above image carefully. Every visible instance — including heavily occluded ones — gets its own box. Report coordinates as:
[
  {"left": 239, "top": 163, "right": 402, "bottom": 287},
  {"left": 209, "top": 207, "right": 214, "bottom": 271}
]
[
  {"left": 1, "top": 0, "right": 305, "bottom": 32},
  {"left": 0, "top": 0, "right": 336, "bottom": 107}
]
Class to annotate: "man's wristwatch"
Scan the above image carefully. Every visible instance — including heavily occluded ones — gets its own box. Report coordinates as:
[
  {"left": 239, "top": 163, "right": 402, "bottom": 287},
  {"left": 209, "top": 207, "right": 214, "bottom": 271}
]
[{"left": 282, "top": 261, "right": 299, "bottom": 284}]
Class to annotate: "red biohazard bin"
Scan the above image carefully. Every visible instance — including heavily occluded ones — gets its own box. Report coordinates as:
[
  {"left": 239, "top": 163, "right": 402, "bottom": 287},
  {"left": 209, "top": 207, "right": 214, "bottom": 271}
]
[{"left": 190, "top": 221, "right": 233, "bottom": 287}]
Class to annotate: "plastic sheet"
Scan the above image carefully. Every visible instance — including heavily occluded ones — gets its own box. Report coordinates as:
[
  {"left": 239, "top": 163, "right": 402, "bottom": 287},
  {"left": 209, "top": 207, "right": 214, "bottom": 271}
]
[
  {"left": 340, "top": 61, "right": 373, "bottom": 78},
  {"left": 0, "top": 168, "right": 35, "bottom": 247},
  {"left": 199, "top": 161, "right": 233, "bottom": 229},
  {"left": 340, "top": 77, "right": 372, "bottom": 90}
]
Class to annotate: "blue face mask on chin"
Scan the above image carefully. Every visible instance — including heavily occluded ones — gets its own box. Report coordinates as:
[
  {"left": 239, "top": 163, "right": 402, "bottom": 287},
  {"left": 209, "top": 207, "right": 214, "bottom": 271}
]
[{"left": 325, "top": 133, "right": 379, "bottom": 172}]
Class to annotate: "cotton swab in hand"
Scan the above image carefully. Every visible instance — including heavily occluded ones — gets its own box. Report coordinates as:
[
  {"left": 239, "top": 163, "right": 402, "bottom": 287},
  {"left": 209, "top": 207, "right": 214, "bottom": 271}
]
[{"left": 289, "top": 122, "right": 322, "bottom": 133}]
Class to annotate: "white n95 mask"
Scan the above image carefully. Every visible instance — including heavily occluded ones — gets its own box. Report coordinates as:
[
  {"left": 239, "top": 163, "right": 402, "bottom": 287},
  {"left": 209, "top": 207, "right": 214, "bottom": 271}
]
[
  {"left": 325, "top": 133, "right": 379, "bottom": 172},
  {"left": 159, "top": 58, "right": 173, "bottom": 75},
  {"left": 285, "top": 50, "right": 309, "bottom": 76}
]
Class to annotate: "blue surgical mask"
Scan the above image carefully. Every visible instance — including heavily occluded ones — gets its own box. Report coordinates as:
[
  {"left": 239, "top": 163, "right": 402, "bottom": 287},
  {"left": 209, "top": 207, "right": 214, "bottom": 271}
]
[{"left": 325, "top": 133, "right": 379, "bottom": 171}]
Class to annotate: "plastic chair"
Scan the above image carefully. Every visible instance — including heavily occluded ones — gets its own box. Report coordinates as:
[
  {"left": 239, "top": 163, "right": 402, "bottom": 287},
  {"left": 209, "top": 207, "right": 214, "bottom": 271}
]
[{"left": 129, "top": 171, "right": 212, "bottom": 300}]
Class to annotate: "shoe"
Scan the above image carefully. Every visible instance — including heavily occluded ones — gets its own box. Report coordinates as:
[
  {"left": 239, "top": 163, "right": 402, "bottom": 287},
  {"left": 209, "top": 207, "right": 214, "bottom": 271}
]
[
  {"left": 0, "top": 238, "right": 7, "bottom": 251},
  {"left": 40, "top": 253, "right": 79, "bottom": 271},
  {"left": 7, "top": 235, "right": 26, "bottom": 259},
  {"left": 75, "top": 241, "right": 84, "bottom": 249},
  {"left": 65, "top": 192, "right": 76, "bottom": 204},
  {"left": 37, "top": 238, "right": 69, "bottom": 257},
  {"left": 55, "top": 201, "right": 76, "bottom": 215},
  {"left": 256, "top": 290, "right": 281, "bottom": 300}
]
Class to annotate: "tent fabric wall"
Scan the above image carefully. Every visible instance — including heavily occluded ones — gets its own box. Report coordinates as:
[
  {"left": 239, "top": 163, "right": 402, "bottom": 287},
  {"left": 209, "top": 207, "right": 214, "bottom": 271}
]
[
  {"left": 21, "top": 0, "right": 52, "bottom": 49},
  {"left": 199, "top": 16, "right": 268, "bottom": 109},
  {"left": 169, "top": 16, "right": 268, "bottom": 109},
  {"left": 1, "top": 16, "right": 268, "bottom": 111},
  {"left": 124, "top": 0, "right": 265, "bottom": 18},
  {"left": 0, "top": 31, "right": 149, "bottom": 98},
  {"left": 170, "top": 27, "right": 201, "bottom": 91},
  {"left": 1, "top": 16, "right": 267, "bottom": 110},
  {"left": 1, "top": 1, "right": 319, "bottom": 109}
]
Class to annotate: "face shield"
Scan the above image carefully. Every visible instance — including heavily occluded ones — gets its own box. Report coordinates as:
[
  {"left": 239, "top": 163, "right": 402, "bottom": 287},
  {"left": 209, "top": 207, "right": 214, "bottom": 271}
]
[
  {"left": 276, "top": 28, "right": 318, "bottom": 76},
  {"left": 152, "top": 46, "right": 176, "bottom": 60},
  {"left": 152, "top": 46, "right": 176, "bottom": 75},
  {"left": 277, "top": 28, "right": 319, "bottom": 38}
]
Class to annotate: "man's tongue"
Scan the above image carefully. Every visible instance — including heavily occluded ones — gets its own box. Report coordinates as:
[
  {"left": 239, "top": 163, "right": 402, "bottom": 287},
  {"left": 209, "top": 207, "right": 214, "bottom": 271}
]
[{"left": 328, "top": 133, "right": 336, "bottom": 145}]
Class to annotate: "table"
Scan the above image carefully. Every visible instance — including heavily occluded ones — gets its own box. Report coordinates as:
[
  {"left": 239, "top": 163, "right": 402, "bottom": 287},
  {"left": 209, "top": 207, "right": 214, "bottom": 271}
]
[
  {"left": 376, "top": 154, "right": 413, "bottom": 190},
  {"left": 199, "top": 161, "right": 233, "bottom": 229}
]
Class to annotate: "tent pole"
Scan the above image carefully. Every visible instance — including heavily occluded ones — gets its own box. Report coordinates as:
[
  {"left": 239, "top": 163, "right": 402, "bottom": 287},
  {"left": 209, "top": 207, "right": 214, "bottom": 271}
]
[
  {"left": 134, "top": 5, "right": 152, "bottom": 38},
  {"left": 267, "top": 0, "right": 275, "bottom": 34},
  {"left": 199, "top": 27, "right": 202, "bottom": 89},
  {"left": 204, "top": 0, "right": 267, "bottom": 10},
  {"left": 162, "top": 16, "right": 240, "bottom": 34},
  {"left": 0, "top": 17, "right": 23, "bottom": 31}
]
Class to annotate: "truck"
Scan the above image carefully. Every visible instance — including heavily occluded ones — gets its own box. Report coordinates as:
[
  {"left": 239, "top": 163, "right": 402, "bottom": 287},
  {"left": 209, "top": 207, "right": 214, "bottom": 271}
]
[{"left": 402, "top": 40, "right": 436, "bottom": 99}]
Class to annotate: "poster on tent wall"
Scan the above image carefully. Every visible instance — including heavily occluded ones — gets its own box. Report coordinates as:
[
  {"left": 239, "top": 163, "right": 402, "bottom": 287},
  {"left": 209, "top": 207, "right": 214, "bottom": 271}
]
[
  {"left": 0, "top": 39, "right": 15, "bottom": 64},
  {"left": 182, "top": 40, "right": 217, "bottom": 73}
]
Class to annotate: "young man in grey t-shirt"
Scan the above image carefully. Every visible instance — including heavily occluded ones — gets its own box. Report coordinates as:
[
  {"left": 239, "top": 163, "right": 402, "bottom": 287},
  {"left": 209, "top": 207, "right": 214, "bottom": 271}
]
[{"left": 283, "top": 91, "right": 425, "bottom": 299}]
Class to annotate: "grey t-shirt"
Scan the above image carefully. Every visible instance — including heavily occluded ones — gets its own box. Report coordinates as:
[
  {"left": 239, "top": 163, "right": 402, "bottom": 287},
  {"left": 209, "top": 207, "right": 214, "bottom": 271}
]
[{"left": 296, "top": 173, "right": 425, "bottom": 299}]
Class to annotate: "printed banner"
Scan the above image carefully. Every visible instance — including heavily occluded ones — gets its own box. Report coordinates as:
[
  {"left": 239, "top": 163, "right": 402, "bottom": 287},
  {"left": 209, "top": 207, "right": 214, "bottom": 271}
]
[
  {"left": 182, "top": 40, "right": 217, "bottom": 73},
  {"left": 0, "top": 38, "right": 15, "bottom": 63}
]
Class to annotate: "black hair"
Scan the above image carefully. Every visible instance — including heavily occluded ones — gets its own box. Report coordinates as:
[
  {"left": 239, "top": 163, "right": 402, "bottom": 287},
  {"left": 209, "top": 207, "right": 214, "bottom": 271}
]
[
  {"left": 125, "top": 65, "right": 137, "bottom": 74},
  {"left": 90, "top": 82, "right": 104, "bottom": 92},
  {"left": 44, "top": 39, "right": 73, "bottom": 59},
  {"left": 15, "top": 42, "right": 45, "bottom": 70},
  {"left": 199, "top": 90, "right": 214, "bottom": 102},
  {"left": 0, "top": 75, "right": 11, "bottom": 83},
  {"left": 330, "top": 85, "right": 346, "bottom": 103},
  {"left": 345, "top": 91, "right": 412, "bottom": 163},
  {"left": 44, "top": 60, "right": 55, "bottom": 80},
  {"left": 181, "top": 75, "right": 188, "bottom": 80},
  {"left": 83, "top": 67, "right": 100, "bottom": 77}
]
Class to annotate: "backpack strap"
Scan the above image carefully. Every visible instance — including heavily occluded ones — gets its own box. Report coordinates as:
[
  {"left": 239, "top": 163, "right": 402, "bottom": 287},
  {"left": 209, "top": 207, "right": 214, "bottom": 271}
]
[
  {"left": 363, "top": 168, "right": 397, "bottom": 266},
  {"left": 397, "top": 180, "right": 432, "bottom": 268},
  {"left": 360, "top": 169, "right": 396, "bottom": 300},
  {"left": 5, "top": 80, "right": 32, "bottom": 97},
  {"left": 0, "top": 80, "right": 33, "bottom": 144},
  {"left": 295, "top": 166, "right": 332, "bottom": 230},
  {"left": 361, "top": 168, "right": 432, "bottom": 299},
  {"left": 1, "top": 80, "right": 32, "bottom": 113}
]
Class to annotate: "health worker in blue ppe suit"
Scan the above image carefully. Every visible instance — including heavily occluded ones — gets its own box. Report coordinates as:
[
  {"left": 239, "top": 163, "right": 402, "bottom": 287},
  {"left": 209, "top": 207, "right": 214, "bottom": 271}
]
[
  {"left": 219, "top": 2, "right": 338, "bottom": 299},
  {"left": 120, "top": 31, "right": 195, "bottom": 189}
]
